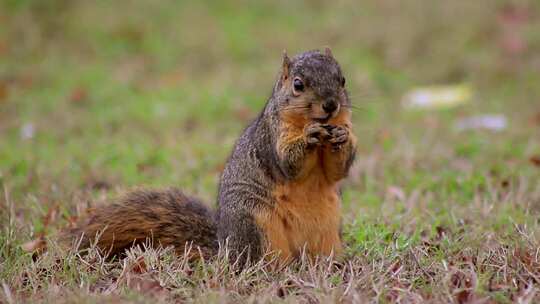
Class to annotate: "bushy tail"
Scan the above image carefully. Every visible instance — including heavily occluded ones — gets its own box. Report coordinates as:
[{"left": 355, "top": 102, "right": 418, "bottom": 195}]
[{"left": 61, "top": 188, "right": 218, "bottom": 258}]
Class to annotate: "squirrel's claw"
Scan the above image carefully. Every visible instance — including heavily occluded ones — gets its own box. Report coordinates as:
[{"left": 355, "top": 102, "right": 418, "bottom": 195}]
[
  {"left": 328, "top": 126, "right": 349, "bottom": 151},
  {"left": 305, "top": 123, "right": 331, "bottom": 147}
]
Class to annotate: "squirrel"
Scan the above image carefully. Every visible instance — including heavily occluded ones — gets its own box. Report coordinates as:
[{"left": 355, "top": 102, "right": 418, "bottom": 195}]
[{"left": 61, "top": 48, "right": 357, "bottom": 267}]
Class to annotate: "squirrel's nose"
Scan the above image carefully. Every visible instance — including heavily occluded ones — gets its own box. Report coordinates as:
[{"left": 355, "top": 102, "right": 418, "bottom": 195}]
[{"left": 322, "top": 100, "right": 338, "bottom": 114}]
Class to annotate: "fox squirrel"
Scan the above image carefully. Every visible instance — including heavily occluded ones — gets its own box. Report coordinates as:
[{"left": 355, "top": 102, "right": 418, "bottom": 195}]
[{"left": 62, "top": 48, "right": 357, "bottom": 266}]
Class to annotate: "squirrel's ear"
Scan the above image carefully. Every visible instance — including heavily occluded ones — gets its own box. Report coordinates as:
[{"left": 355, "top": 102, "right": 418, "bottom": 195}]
[
  {"left": 282, "top": 50, "right": 290, "bottom": 80},
  {"left": 324, "top": 47, "right": 333, "bottom": 58}
]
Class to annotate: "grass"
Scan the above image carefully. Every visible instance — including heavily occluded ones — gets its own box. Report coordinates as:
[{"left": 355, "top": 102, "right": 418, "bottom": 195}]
[{"left": 1, "top": 0, "right": 540, "bottom": 302}]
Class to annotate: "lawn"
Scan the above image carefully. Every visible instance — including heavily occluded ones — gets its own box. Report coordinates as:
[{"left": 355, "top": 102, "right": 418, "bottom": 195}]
[{"left": 1, "top": 1, "right": 540, "bottom": 303}]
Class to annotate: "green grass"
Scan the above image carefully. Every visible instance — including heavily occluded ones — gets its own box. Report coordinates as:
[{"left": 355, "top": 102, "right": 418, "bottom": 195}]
[{"left": 1, "top": 0, "right": 540, "bottom": 302}]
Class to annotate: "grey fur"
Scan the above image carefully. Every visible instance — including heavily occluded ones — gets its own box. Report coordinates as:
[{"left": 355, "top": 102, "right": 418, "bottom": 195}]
[{"left": 216, "top": 49, "right": 352, "bottom": 265}]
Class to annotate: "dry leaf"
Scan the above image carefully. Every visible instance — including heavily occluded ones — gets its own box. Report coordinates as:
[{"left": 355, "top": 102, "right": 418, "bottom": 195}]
[
  {"left": 454, "top": 114, "right": 507, "bottom": 132},
  {"left": 183, "top": 117, "right": 199, "bottom": 133},
  {"left": 65, "top": 215, "right": 79, "bottom": 229},
  {"left": 126, "top": 273, "right": 167, "bottom": 297},
  {"left": 69, "top": 87, "right": 88, "bottom": 104},
  {"left": 0, "top": 81, "right": 8, "bottom": 102},
  {"left": 0, "top": 40, "right": 7, "bottom": 56},
  {"left": 234, "top": 106, "right": 254, "bottom": 121},
  {"left": 435, "top": 226, "right": 449, "bottom": 239},
  {"left": 402, "top": 84, "right": 472, "bottom": 110},
  {"left": 2, "top": 282, "right": 14, "bottom": 304},
  {"left": 529, "top": 156, "right": 540, "bottom": 167},
  {"left": 157, "top": 70, "right": 183, "bottom": 87},
  {"left": 83, "top": 175, "right": 112, "bottom": 191},
  {"left": 386, "top": 186, "right": 405, "bottom": 201},
  {"left": 276, "top": 285, "right": 287, "bottom": 298},
  {"left": 20, "top": 123, "right": 35, "bottom": 140},
  {"left": 21, "top": 237, "right": 46, "bottom": 254},
  {"left": 131, "top": 256, "right": 148, "bottom": 274},
  {"left": 498, "top": 4, "right": 530, "bottom": 25},
  {"left": 449, "top": 270, "right": 477, "bottom": 304},
  {"left": 42, "top": 205, "right": 59, "bottom": 229},
  {"left": 515, "top": 283, "right": 536, "bottom": 304},
  {"left": 530, "top": 112, "right": 540, "bottom": 126},
  {"left": 498, "top": 4, "right": 529, "bottom": 56},
  {"left": 21, "top": 205, "right": 59, "bottom": 255}
]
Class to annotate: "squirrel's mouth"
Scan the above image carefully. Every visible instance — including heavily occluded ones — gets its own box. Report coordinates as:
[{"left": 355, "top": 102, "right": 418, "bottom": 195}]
[
  {"left": 313, "top": 117, "right": 330, "bottom": 123},
  {"left": 312, "top": 113, "right": 332, "bottom": 123}
]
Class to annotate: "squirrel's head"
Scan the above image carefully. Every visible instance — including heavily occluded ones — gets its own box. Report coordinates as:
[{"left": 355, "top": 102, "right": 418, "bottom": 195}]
[{"left": 272, "top": 48, "right": 350, "bottom": 125}]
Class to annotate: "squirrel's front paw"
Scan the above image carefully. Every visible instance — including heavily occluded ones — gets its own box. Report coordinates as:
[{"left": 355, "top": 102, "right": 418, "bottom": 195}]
[
  {"left": 326, "top": 125, "right": 349, "bottom": 151},
  {"left": 304, "top": 123, "right": 331, "bottom": 148}
]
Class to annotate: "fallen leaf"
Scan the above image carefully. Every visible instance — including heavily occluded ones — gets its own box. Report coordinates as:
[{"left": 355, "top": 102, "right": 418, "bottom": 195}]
[
  {"left": 183, "top": 117, "right": 199, "bottom": 133},
  {"left": 0, "top": 80, "right": 8, "bottom": 102},
  {"left": 126, "top": 273, "right": 167, "bottom": 297},
  {"left": 377, "top": 128, "right": 392, "bottom": 143},
  {"left": 275, "top": 284, "right": 287, "bottom": 298},
  {"left": 501, "top": 34, "right": 526, "bottom": 56},
  {"left": 449, "top": 270, "right": 477, "bottom": 304},
  {"left": 16, "top": 74, "right": 34, "bottom": 88},
  {"left": 213, "top": 161, "right": 226, "bottom": 174},
  {"left": 42, "top": 205, "right": 59, "bottom": 229},
  {"left": 69, "top": 87, "right": 88, "bottom": 104},
  {"left": 65, "top": 215, "right": 79, "bottom": 229},
  {"left": 131, "top": 256, "right": 148, "bottom": 274},
  {"left": 21, "top": 236, "right": 46, "bottom": 254},
  {"left": 402, "top": 84, "right": 472, "bottom": 110},
  {"left": 386, "top": 186, "right": 405, "bottom": 201},
  {"left": 388, "top": 259, "right": 402, "bottom": 275},
  {"left": 515, "top": 282, "right": 536, "bottom": 304},
  {"left": 0, "top": 40, "right": 7, "bottom": 56},
  {"left": 20, "top": 123, "right": 35, "bottom": 140},
  {"left": 529, "top": 156, "right": 540, "bottom": 167},
  {"left": 22, "top": 204, "right": 59, "bottom": 255},
  {"left": 136, "top": 162, "right": 157, "bottom": 175},
  {"left": 385, "top": 288, "right": 400, "bottom": 303},
  {"left": 497, "top": 4, "right": 529, "bottom": 56},
  {"left": 83, "top": 175, "right": 113, "bottom": 191},
  {"left": 234, "top": 106, "right": 254, "bottom": 121},
  {"left": 498, "top": 4, "right": 530, "bottom": 25},
  {"left": 435, "top": 226, "right": 449, "bottom": 240},
  {"left": 2, "top": 282, "right": 14, "bottom": 304},
  {"left": 454, "top": 114, "right": 507, "bottom": 132},
  {"left": 157, "top": 70, "right": 183, "bottom": 87},
  {"left": 455, "top": 289, "right": 473, "bottom": 304},
  {"left": 530, "top": 112, "right": 540, "bottom": 126}
]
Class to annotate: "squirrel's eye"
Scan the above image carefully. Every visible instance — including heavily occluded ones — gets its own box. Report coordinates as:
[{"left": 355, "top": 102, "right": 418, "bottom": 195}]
[
  {"left": 293, "top": 77, "right": 304, "bottom": 93},
  {"left": 340, "top": 77, "right": 346, "bottom": 87}
]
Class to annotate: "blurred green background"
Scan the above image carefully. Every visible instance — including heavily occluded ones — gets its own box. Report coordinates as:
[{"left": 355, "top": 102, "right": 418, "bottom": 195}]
[
  {"left": 1, "top": 0, "right": 539, "bottom": 222},
  {"left": 2, "top": 1, "right": 540, "bottom": 301}
]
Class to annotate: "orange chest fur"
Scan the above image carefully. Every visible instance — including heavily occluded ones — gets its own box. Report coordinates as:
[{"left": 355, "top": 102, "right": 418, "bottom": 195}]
[
  {"left": 259, "top": 109, "right": 352, "bottom": 261},
  {"left": 275, "top": 176, "right": 341, "bottom": 248},
  {"left": 255, "top": 172, "right": 343, "bottom": 261}
]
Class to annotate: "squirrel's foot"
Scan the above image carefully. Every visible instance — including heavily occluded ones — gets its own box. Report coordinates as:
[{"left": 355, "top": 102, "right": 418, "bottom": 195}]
[
  {"left": 324, "top": 125, "right": 349, "bottom": 151},
  {"left": 304, "top": 123, "right": 332, "bottom": 148}
]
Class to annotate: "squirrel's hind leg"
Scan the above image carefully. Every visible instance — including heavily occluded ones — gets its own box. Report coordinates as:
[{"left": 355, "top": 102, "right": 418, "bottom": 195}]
[{"left": 216, "top": 208, "right": 265, "bottom": 267}]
